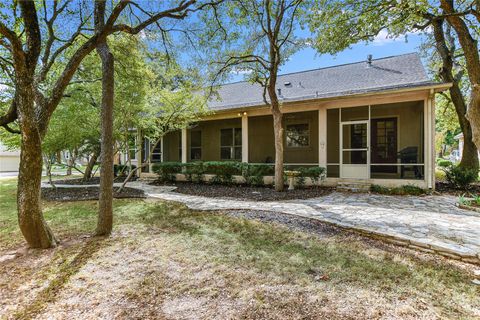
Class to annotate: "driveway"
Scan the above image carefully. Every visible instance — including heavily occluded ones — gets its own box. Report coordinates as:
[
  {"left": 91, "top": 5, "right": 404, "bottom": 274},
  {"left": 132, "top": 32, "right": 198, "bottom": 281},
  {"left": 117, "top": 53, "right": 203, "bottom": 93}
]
[{"left": 134, "top": 182, "right": 480, "bottom": 265}]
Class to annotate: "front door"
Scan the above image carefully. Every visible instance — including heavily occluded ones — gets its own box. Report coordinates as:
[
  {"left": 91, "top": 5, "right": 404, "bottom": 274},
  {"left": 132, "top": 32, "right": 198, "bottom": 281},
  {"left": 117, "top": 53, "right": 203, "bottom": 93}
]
[
  {"left": 371, "top": 118, "right": 397, "bottom": 173},
  {"left": 340, "top": 121, "right": 369, "bottom": 179}
]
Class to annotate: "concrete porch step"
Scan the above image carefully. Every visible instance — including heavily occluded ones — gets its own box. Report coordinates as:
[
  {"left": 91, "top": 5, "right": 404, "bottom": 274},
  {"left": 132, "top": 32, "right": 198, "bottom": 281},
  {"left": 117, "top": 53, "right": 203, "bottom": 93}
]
[{"left": 336, "top": 181, "right": 371, "bottom": 193}]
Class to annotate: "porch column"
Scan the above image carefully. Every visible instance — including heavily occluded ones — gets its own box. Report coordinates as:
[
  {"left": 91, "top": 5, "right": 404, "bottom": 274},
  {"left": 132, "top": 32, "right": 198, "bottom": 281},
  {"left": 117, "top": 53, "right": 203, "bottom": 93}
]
[
  {"left": 242, "top": 113, "right": 249, "bottom": 162},
  {"left": 318, "top": 107, "right": 327, "bottom": 168},
  {"left": 160, "top": 136, "right": 164, "bottom": 163},
  {"left": 429, "top": 89, "right": 436, "bottom": 189},
  {"left": 181, "top": 128, "right": 187, "bottom": 163},
  {"left": 136, "top": 129, "right": 142, "bottom": 177},
  {"left": 425, "top": 90, "right": 434, "bottom": 189}
]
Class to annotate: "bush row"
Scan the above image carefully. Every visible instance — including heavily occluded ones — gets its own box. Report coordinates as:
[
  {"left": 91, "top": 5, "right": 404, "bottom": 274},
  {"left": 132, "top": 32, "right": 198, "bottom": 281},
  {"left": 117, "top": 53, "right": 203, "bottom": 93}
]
[
  {"left": 151, "top": 161, "right": 326, "bottom": 186},
  {"left": 370, "top": 184, "right": 426, "bottom": 196}
]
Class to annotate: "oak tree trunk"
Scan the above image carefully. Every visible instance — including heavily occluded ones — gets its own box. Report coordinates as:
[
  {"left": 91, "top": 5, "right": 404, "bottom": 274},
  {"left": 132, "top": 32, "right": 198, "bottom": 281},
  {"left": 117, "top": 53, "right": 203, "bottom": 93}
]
[
  {"left": 83, "top": 151, "right": 98, "bottom": 181},
  {"left": 16, "top": 83, "right": 56, "bottom": 248},
  {"left": 95, "top": 41, "right": 115, "bottom": 236},
  {"left": 272, "top": 108, "right": 284, "bottom": 191}
]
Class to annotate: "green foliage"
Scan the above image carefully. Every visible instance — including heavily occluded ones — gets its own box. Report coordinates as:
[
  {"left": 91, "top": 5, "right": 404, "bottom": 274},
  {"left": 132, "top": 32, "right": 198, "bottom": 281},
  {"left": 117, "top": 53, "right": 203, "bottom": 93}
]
[
  {"left": 292, "top": 166, "right": 326, "bottom": 187},
  {"left": 242, "top": 164, "right": 274, "bottom": 186},
  {"left": 183, "top": 162, "right": 205, "bottom": 183},
  {"left": 437, "top": 159, "right": 453, "bottom": 168},
  {"left": 152, "top": 161, "right": 325, "bottom": 188},
  {"left": 203, "top": 161, "right": 243, "bottom": 184},
  {"left": 152, "top": 162, "right": 183, "bottom": 183},
  {"left": 442, "top": 164, "right": 478, "bottom": 189},
  {"left": 114, "top": 164, "right": 137, "bottom": 177},
  {"left": 370, "top": 184, "right": 426, "bottom": 196}
]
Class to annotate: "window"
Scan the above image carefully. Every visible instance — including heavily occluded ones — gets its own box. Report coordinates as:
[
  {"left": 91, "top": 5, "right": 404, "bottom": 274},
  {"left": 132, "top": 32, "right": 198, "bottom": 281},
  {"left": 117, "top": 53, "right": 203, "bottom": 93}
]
[
  {"left": 126, "top": 136, "right": 137, "bottom": 161},
  {"left": 286, "top": 123, "right": 309, "bottom": 147},
  {"left": 151, "top": 140, "right": 162, "bottom": 163},
  {"left": 220, "top": 128, "right": 242, "bottom": 160},
  {"left": 190, "top": 130, "right": 202, "bottom": 160}
]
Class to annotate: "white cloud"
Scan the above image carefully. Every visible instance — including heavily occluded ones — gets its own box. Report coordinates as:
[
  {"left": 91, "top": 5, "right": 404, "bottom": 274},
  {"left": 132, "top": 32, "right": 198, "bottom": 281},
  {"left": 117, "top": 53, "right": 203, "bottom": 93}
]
[{"left": 372, "top": 28, "right": 432, "bottom": 46}]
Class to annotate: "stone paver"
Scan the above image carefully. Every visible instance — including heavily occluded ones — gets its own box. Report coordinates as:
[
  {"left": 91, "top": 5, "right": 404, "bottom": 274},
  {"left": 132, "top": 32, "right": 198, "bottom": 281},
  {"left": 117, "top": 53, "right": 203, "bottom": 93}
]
[{"left": 132, "top": 182, "right": 480, "bottom": 264}]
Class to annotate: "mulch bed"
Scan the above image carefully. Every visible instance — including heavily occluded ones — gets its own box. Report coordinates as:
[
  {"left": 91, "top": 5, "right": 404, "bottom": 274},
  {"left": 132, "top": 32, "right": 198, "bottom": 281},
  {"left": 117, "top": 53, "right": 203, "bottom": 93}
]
[
  {"left": 41, "top": 186, "right": 145, "bottom": 202},
  {"left": 435, "top": 181, "right": 480, "bottom": 196},
  {"left": 151, "top": 181, "right": 333, "bottom": 201},
  {"left": 54, "top": 176, "right": 138, "bottom": 185}
]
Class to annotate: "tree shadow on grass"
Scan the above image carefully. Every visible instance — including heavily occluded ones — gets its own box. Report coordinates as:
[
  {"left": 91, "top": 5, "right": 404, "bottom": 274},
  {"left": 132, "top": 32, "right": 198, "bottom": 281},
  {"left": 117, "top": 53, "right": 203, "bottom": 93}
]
[{"left": 13, "top": 237, "right": 111, "bottom": 320}]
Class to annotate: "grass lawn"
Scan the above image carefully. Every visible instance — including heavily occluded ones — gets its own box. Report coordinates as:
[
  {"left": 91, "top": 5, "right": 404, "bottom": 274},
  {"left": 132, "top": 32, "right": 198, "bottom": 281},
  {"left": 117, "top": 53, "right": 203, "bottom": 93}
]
[{"left": 0, "top": 178, "right": 479, "bottom": 319}]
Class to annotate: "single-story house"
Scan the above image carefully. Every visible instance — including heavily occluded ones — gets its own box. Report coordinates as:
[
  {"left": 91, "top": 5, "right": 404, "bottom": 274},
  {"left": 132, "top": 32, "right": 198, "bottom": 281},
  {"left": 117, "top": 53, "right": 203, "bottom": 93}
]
[
  {"left": 0, "top": 142, "right": 20, "bottom": 172},
  {"left": 135, "top": 53, "right": 450, "bottom": 189}
]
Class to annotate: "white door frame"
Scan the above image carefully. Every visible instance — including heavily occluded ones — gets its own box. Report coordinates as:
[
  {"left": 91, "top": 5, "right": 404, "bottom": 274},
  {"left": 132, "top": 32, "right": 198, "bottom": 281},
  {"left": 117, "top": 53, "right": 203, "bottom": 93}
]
[{"left": 340, "top": 120, "right": 370, "bottom": 179}]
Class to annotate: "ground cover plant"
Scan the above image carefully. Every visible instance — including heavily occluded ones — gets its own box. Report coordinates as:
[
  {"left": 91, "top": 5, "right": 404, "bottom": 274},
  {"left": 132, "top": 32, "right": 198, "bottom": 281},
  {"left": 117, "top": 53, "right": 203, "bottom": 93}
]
[{"left": 0, "top": 178, "right": 479, "bottom": 319}]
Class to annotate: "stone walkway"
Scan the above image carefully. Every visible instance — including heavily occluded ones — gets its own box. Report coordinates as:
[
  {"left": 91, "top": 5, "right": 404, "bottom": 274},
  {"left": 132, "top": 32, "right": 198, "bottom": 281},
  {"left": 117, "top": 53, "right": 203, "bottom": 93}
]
[{"left": 131, "top": 182, "right": 480, "bottom": 264}]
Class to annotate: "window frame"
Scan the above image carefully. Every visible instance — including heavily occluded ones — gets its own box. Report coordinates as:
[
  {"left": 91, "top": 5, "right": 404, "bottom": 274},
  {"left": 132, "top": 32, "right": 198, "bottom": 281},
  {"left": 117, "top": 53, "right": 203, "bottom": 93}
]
[
  {"left": 190, "top": 130, "right": 202, "bottom": 161},
  {"left": 285, "top": 121, "right": 310, "bottom": 148},
  {"left": 220, "top": 127, "right": 242, "bottom": 160}
]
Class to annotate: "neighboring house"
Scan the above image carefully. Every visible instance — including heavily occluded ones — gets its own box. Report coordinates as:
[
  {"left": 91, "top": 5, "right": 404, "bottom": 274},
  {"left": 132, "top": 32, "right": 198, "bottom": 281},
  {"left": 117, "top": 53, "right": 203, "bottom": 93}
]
[
  {"left": 138, "top": 53, "right": 450, "bottom": 189},
  {"left": 0, "top": 142, "right": 20, "bottom": 172},
  {"left": 453, "top": 133, "right": 479, "bottom": 162}
]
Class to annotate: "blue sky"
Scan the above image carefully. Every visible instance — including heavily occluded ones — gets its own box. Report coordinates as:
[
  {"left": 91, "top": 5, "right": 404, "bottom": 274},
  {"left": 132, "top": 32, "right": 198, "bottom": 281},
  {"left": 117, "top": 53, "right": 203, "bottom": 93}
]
[{"left": 229, "top": 32, "right": 425, "bottom": 82}]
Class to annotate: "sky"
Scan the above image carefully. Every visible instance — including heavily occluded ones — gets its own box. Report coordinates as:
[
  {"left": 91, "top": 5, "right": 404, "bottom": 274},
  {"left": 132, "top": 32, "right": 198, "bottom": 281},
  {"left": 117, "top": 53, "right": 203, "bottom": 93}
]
[{"left": 228, "top": 32, "right": 426, "bottom": 83}]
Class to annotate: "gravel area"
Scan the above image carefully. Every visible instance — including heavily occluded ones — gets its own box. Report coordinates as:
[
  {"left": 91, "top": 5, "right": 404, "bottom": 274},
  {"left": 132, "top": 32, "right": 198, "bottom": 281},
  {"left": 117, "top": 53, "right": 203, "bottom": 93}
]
[
  {"left": 41, "top": 186, "right": 145, "bottom": 201},
  {"left": 435, "top": 181, "right": 480, "bottom": 196},
  {"left": 151, "top": 181, "right": 333, "bottom": 201},
  {"left": 54, "top": 176, "right": 138, "bottom": 185}
]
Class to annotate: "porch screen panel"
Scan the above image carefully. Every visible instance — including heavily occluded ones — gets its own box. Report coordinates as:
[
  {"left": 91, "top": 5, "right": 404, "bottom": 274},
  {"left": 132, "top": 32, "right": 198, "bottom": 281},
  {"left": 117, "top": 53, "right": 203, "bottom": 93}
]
[
  {"left": 370, "top": 101, "right": 424, "bottom": 180},
  {"left": 326, "top": 108, "right": 339, "bottom": 177}
]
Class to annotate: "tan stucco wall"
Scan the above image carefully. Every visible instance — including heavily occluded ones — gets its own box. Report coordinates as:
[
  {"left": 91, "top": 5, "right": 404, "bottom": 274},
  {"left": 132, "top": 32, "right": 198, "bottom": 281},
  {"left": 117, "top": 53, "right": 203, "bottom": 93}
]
[
  {"left": 185, "top": 118, "right": 242, "bottom": 161},
  {"left": 248, "top": 111, "right": 319, "bottom": 164},
  {"left": 163, "top": 131, "right": 181, "bottom": 162}
]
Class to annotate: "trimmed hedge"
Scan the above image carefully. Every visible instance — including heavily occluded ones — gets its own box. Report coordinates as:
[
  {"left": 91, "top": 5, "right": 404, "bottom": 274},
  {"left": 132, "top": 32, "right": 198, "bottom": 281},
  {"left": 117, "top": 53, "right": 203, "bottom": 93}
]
[
  {"left": 436, "top": 159, "right": 453, "bottom": 168},
  {"left": 151, "top": 161, "right": 326, "bottom": 187},
  {"left": 370, "top": 184, "right": 426, "bottom": 196}
]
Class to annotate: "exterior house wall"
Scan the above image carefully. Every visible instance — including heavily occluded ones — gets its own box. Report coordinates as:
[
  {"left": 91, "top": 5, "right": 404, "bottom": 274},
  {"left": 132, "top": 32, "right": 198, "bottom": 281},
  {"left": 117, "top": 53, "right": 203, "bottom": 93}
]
[
  {"left": 248, "top": 111, "right": 319, "bottom": 164},
  {"left": 187, "top": 118, "right": 242, "bottom": 161},
  {"left": 140, "top": 88, "right": 438, "bottom": 189},
  {"left": 0, "top": 143, "right": 20, "bottom": 172}
]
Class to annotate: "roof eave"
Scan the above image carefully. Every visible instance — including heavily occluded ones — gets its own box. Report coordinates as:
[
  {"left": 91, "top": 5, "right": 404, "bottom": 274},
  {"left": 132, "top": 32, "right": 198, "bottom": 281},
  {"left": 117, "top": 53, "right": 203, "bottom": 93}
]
[{"left": 211, "top": 82, "right": 452, "bottom": 115}]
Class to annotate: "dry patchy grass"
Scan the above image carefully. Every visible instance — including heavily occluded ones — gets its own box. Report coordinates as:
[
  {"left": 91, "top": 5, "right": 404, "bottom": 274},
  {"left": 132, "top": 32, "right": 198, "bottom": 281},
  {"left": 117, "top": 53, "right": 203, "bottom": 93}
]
[{"left": 0, "top": 179, "right": 479, "bottom": 319}]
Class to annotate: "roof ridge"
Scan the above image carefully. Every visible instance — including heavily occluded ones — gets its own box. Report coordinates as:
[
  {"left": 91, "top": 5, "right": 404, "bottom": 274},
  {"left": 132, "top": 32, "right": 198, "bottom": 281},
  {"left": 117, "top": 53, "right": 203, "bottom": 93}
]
[{"left": 221, "top": 52, "right": 420, "bottom": 87}]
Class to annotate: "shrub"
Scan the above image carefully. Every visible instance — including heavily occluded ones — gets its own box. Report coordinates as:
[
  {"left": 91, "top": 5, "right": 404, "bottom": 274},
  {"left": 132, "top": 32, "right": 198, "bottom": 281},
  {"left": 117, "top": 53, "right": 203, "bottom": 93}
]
[
  {"left": 183, "top": 162, "right": 204, "bottom": 183},
  {"left": 370, "top": 184, "right": 426, "bottom": 195},
  {"left": 442, "top": 164, "right": 478, "bottom": 189},
  {"left": 152, "top": 162, "right": 182, "bottom": 182},
  {"left": 114, "top": 164, "right": 136, "bottom": 177},
  {"left": 242, "top": 164, "right": 274, "bottom": 186},
  {"left": 203, "top": 161, "right": 243, "bottom": 184},
  {"left": 437, "top": 159, "right": 453, "bottom": 168}
]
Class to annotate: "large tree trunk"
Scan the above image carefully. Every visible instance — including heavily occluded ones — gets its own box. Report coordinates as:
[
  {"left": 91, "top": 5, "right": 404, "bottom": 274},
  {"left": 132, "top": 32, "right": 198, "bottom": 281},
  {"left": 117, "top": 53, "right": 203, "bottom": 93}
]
[
  {"left": 16, "top": 84, "right": 56, "bottom": 248},
  {"left": 95, "top": 40, "right": 115, "bottom": 236},
  {"left": 272, "top": 107, "right": 284, "bottom": 191},
  {"left": 467, "top": 88, "right": 480, "bottom": 152},
  {"left": 431, "top": 19, "right": 479, "bottom": 170},
  {"left": 83, "top": 151, "right": 98, "bottom": 181}
]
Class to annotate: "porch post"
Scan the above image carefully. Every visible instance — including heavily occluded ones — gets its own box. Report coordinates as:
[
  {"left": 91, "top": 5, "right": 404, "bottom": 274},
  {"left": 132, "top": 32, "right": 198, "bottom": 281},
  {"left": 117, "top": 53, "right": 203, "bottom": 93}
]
[
  {"left": 425, "top": 91, "right": 433, "bottom": 189},
  {"left": 429, "top": 89, "right": 436, "bottom": 189},
  {"left": 242, "top": 113, "right": 249, "bottom": 163},
  {"left": 136, "top": 129, "right": 142, "bottom": 177},
  {"left": 181, "top": 128, "right": 187, "bottom": 163},
  {"left": 318, "top": 107, "right": 327, "bottom": 168},
  {"left": 160, "top": 136, "right": 164, "bottom": 163}
]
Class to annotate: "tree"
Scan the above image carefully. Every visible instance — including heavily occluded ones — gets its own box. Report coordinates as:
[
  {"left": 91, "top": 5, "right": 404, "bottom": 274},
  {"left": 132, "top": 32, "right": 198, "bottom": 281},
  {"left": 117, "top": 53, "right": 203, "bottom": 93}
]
[
  {"left": 0, "top": 0, "right": 217, "bottom": 248},
  {"left": 308, "top": 0, "right": 479, "bottom": 170},
  {"left": 207, "top": 0, "right": 309, "bottom": 191}
]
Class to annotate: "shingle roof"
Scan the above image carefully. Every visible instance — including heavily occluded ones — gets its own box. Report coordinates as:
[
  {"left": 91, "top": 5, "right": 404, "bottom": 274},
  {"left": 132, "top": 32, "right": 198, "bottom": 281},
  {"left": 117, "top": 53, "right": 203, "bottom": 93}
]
[{"left": 208, "top": 53, "right": 435, "bottom": 111}]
